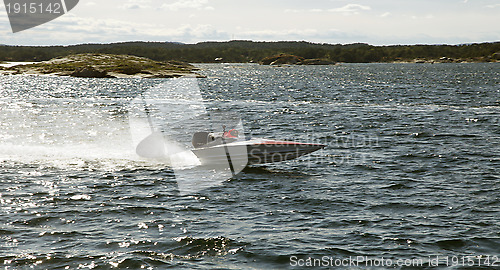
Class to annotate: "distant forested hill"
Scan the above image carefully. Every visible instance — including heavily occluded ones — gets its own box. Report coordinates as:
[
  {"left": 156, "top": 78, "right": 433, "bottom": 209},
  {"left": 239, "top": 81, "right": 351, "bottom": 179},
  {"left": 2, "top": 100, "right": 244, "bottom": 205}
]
[{"left": 1, "top": 40, "right": 499, "bottom": 63}]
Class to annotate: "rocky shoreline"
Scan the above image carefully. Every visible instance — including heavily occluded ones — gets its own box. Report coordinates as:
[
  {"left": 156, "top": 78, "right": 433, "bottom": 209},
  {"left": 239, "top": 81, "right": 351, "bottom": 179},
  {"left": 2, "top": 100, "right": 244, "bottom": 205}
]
[
  {"left": 1, "top": 53, "right": 497, "bottom": 78},
  {"left": 260, "top": 54, "right": 336, "bottom": 65},
  {"left": 0, "top": 53, "right": 200, "bottom": 78},
  {"left": 259, "top": 53, "right": 499, "bottom": 66}
]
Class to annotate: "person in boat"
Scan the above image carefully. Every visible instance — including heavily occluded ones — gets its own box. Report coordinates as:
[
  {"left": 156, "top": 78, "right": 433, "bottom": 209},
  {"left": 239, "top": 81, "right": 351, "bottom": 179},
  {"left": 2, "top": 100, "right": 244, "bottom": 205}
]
[
  {"left": 192, "top": 128, "right": 239, "bottom": 148},
  {"left": 223, "top": 129, "right": 239, "bottom": 139}
]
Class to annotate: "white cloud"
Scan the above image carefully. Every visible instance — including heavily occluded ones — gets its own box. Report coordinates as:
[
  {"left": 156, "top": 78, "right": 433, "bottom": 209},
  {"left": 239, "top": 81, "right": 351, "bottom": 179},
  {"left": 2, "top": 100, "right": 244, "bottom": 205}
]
[
  {"left": 410, "top": 14, "right": 434, "bottom": 20},
  {"left": 236, "top": 28, "right": 366, "bottom": 44},
  {"left": 161, "top": 0, "right": 213, "bottom": 11},
  {"left": 1, "top": 0, "right": 499, "bottom": 46},
  {"left": 168, "top": 24, "right": 229, "bottom": 40},
  {"left": 284, "top": 8, "right": 325, "bottom": 13},
  {"left": 0, "top": 12, "right": 230, "bottom": 44},
  {"left": 122, "top": 0, "right": 152, "bottom": 10},
  {"left": 285, "top": 5, "right": 371, "bottom": 15},
  {"left": 242, "top": 28, "right": 319, "bottom": 38},
  {"left": 328, "top": 4, "right": 371, "bottom": 15}
]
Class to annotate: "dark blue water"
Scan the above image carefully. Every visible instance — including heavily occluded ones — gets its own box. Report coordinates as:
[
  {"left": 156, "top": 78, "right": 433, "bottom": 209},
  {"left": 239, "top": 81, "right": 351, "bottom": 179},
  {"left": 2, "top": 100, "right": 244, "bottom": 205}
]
[{"left": 1, "top": 63, "right": 499, "bottom": 269}]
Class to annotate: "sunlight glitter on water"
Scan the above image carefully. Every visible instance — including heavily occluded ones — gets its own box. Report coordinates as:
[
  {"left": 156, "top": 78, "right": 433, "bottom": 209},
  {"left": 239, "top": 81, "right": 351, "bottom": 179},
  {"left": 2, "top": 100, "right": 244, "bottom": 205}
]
[{"left": 0, "top": 64, "right": 499, "bottom": 269}]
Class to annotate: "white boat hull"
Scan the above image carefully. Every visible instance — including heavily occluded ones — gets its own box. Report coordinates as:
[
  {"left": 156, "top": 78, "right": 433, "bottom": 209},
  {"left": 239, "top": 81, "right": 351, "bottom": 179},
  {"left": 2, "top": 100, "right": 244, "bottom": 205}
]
[{"left": 192, "top": 138, "right": 325, "bottom": 165}]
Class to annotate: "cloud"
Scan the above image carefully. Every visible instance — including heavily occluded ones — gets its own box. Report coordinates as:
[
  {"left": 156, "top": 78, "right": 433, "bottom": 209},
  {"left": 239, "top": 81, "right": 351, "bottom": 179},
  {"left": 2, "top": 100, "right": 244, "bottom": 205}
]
[
  {"left": 236, "top": 28, "right": 367, "bottom": 44},
  {"left": 2, "top": 0, "right": 498, "bottom": 46},
  {"left": 285, "top": 8, "right": 324, "bottom": 13},
  {"left": 168, "top": 24, "right": 229, "bottom": 40},
  {"left": 161, "top": 0, "right": 213, "bottom": 11},
  {"left": 123, "top": 0, "right": 151, "bottom": 10},
  {"left": 0, "top": 12, "right": 230, "bottom": 45},
  {"left": 285, "top": 4, "right": 371, "bottom": 15},
  {"left": 241, "top": 29, "right": 320, "bottom": 39},
  {"left": 287, "top": 4, "right": 371, "bottom": 15},
  {"left": 328, "top": 4, "right": 371, "bottom": 15},
  {"left": 410, "top": 14, "right": 434, "bottom": 20}
]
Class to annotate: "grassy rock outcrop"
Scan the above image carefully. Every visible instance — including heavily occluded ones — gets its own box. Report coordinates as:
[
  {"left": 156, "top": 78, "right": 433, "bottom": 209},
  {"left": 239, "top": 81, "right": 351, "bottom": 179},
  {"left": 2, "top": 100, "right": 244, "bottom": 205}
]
[
  {"left": 70, "top": 66, "right": 111, "bottom": 78},
  {"left": 260, "top": 54, "right": 304, "bottom": 65},
  {"left": 299, "top": 58, "right": 336, "bottom": 65},
  {"left": 260, "top": 53, "right": 335, "bottom": 65},
  {"left": 0, "top": 53, "right": 198, "bottom": 78}
]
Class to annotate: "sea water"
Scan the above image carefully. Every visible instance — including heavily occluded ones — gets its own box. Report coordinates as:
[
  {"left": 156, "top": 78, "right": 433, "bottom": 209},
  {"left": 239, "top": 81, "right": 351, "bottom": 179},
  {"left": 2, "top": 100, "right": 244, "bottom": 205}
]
[{"left": 0, "top": 63, "right": 499, "bottom": 269}]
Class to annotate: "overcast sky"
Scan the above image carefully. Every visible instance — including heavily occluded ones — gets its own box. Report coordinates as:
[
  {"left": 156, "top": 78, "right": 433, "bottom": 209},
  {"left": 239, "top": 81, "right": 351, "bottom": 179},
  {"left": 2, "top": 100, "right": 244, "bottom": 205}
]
[{"left": 1, "top": 0, "right": 499, "bottom": 46}]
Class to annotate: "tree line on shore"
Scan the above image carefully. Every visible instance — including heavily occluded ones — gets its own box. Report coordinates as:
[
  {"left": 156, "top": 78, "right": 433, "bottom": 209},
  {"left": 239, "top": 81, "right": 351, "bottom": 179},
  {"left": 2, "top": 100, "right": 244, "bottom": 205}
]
[{"left": 1, "top": 40, "right": 499, "bottom": 63}]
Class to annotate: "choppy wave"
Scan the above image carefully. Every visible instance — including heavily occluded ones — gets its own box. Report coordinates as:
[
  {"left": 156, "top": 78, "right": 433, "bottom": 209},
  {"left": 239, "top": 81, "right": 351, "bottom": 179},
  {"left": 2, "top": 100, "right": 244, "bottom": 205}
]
[{"left": 1, "top": 63, "right": 499, "bottom": 269}]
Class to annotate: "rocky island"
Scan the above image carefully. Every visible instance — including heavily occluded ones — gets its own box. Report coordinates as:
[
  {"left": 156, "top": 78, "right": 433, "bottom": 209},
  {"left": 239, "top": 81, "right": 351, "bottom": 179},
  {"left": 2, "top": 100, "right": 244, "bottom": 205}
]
[
  {"left": 260, "top": 54, "right": 336, "bottom": 65},
  {"left": 0, "top": 53, "right": 199, "bottom": 78}
]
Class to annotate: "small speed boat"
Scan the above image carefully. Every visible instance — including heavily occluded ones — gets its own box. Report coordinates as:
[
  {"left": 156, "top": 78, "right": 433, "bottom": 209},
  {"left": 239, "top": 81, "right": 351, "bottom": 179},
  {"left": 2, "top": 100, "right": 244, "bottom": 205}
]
[{"left": 191, "top": 130, "right": 325, "bottom": 165}]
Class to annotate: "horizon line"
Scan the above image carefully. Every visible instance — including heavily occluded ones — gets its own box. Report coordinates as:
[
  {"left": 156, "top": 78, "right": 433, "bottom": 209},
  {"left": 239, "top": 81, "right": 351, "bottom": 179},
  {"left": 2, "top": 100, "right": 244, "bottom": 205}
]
[{"left": 1, "top": 39, "right": 499, "bottom": 48}]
